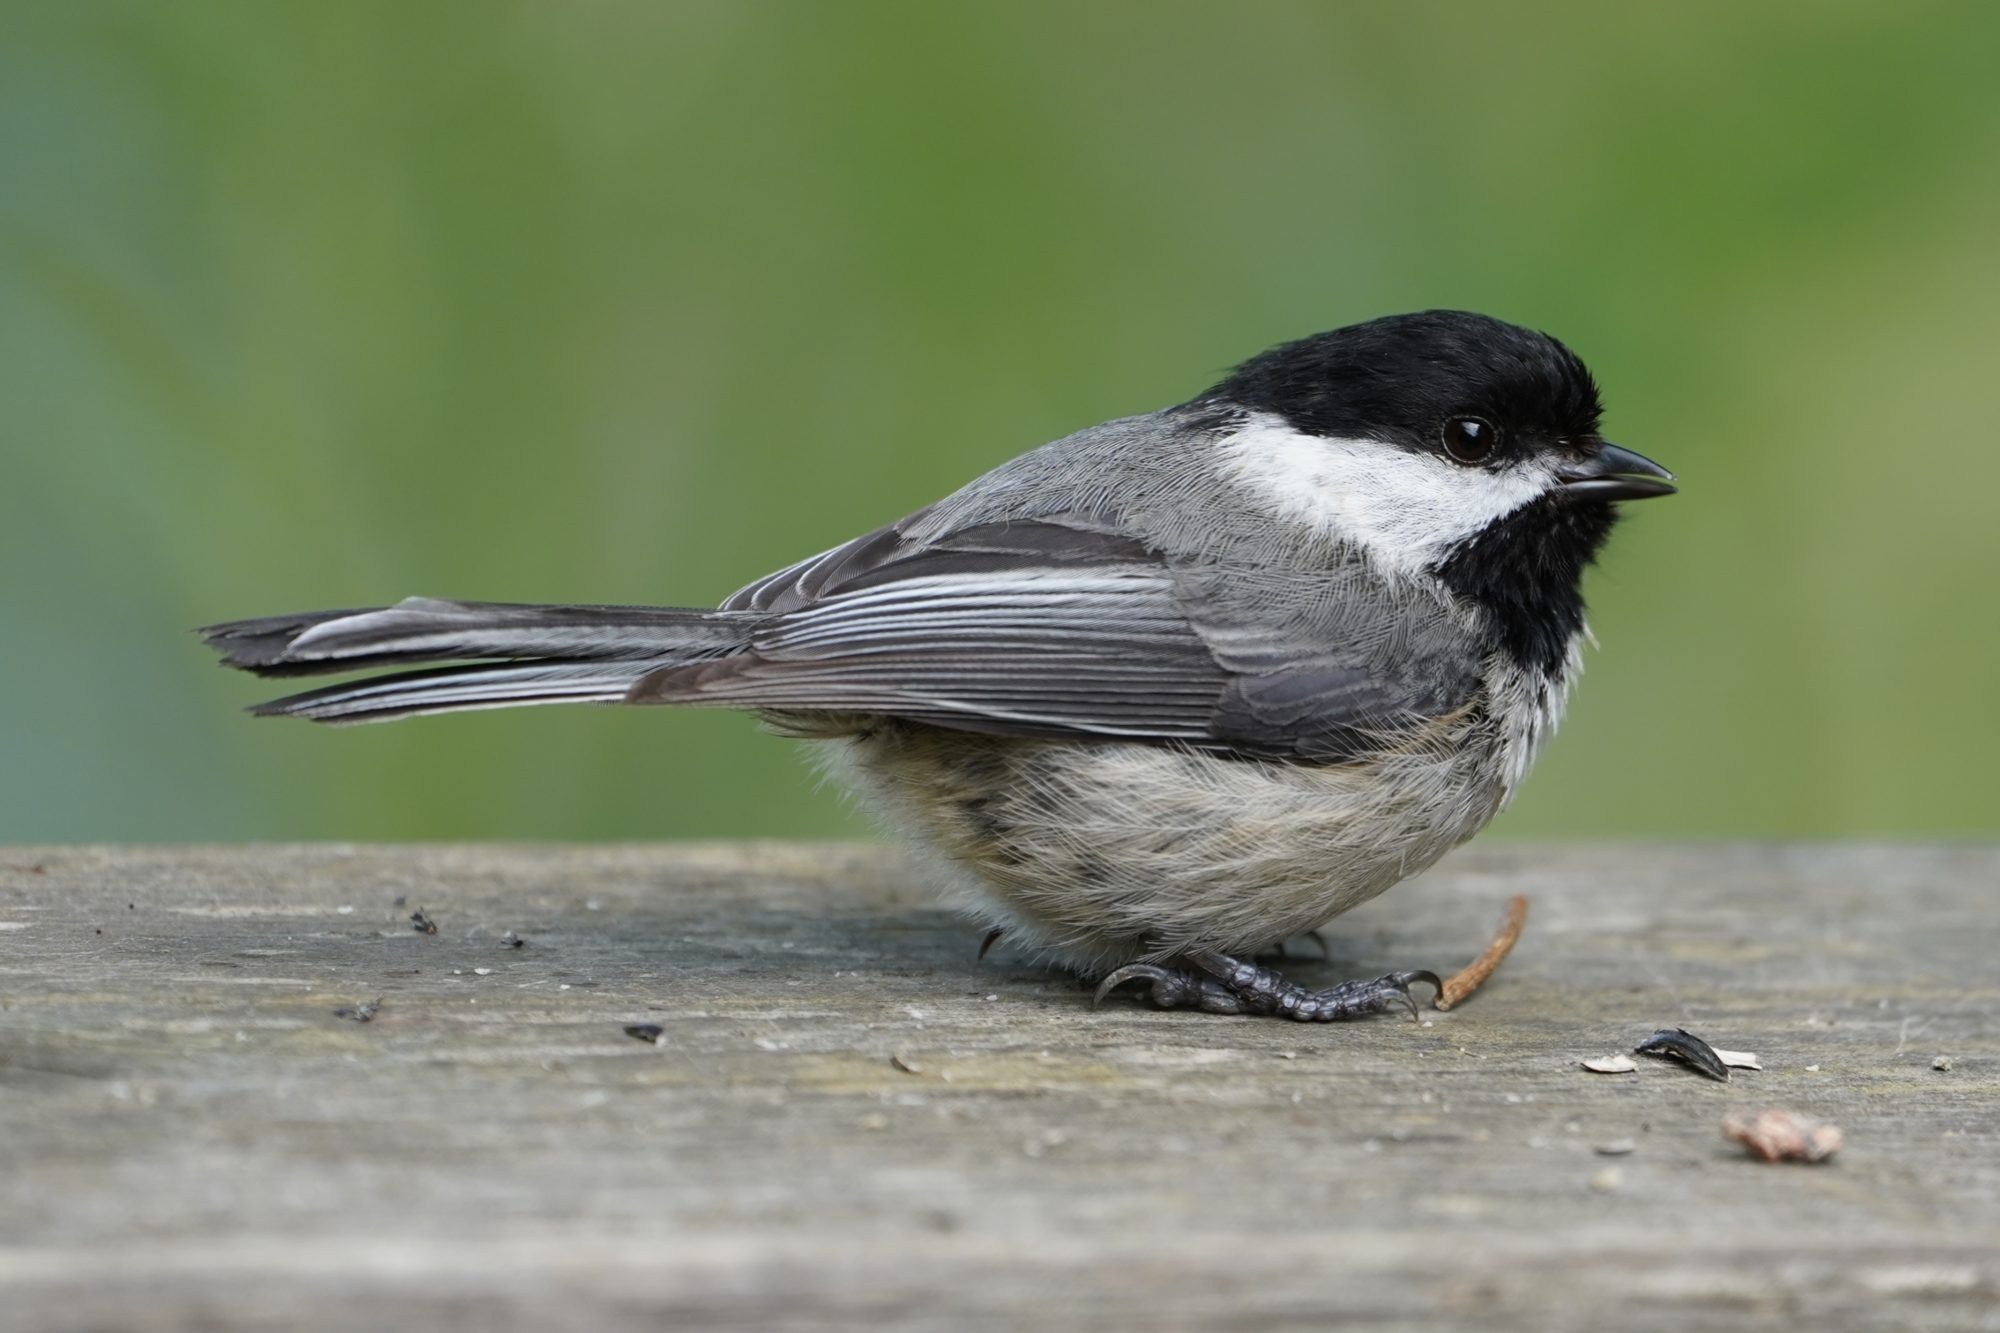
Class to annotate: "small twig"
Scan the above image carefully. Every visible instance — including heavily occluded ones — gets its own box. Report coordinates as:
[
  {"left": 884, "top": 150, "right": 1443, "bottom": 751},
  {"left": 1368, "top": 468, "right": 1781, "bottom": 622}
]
[{"left": 1435, "top": 894, "right": 1528, "bottom": 1011}]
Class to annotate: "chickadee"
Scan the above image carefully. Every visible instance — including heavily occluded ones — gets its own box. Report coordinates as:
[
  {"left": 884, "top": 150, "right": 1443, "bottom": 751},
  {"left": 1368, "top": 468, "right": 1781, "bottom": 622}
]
[{"left": 203, "top": 310, "right": 1673, "bottom": 1023}]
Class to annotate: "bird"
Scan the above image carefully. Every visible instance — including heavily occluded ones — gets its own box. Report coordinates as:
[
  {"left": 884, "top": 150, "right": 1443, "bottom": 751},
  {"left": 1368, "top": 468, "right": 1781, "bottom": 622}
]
[{"left": 201, "top": 310, "right": 1674, "bottom": 1022}]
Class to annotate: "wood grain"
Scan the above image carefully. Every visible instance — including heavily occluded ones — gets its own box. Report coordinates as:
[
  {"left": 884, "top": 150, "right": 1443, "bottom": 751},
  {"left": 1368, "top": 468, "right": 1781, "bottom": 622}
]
[{"left": 1, "top": 843, "right": 1996, "bottom": 1331}]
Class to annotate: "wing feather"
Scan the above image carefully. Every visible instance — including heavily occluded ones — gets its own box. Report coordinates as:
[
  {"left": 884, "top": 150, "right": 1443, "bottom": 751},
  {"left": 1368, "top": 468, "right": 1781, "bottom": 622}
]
[{"left": 634, "top": 515, "right": 1482, "bottom": 760}]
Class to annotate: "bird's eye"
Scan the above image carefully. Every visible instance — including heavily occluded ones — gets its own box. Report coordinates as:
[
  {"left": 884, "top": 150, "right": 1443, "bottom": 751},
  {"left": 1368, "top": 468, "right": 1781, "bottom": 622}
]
[{"left": 1441, "top": 416, "right": 1498, "bottom": 464}]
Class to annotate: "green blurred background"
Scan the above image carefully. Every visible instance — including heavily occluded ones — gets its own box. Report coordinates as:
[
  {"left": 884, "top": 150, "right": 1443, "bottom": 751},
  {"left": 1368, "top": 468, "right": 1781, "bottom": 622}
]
[{"left": 4, "top": 2, "right": 1997, "bottom": 843}]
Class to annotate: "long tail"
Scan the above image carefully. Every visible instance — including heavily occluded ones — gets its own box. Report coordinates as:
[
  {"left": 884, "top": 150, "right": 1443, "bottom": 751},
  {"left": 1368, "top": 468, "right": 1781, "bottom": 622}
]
[{"left": 199, "top": 596, "right": 756, "bottom": 724}]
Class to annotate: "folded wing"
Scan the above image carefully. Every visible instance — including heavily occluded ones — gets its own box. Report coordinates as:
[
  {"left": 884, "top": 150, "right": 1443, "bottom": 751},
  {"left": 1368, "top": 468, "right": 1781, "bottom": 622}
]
[{"left": 638, "top": 517, "right": 1480, "bottom": 761}]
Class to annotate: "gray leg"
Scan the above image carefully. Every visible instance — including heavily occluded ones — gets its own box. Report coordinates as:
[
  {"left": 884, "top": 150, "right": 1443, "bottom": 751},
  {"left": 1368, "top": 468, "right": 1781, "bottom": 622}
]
[{"left": 1254, "top": 929, "right": 1332, "bottom": 964}]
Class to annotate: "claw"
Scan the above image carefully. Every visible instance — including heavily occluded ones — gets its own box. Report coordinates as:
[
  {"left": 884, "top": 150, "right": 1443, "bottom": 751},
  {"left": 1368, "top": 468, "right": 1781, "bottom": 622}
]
[
  {"left": 1093, "top": 963, "right": 1174, "bottom": 1007},
  {"left": 977, "top": 927, "right": 1006, "bottom": 961},
  {"left": 1388, "top": 969, "right": 1444, "bottom": 1018}
]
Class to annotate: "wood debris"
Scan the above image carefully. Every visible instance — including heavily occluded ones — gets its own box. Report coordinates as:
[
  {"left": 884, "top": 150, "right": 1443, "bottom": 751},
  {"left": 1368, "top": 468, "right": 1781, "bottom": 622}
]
[
  {"left": 1723, "top": 1108, "right": 1842, "bottom": 1163},
  {"left": 332, "top": 998, "right": 382, "bottom": 1023}
]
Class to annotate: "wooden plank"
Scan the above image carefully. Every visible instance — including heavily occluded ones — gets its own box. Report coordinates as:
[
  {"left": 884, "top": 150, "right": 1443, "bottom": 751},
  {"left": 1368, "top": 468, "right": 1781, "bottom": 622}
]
[{"left": 1, "top": 844, "right": 1995, "bottom": 1331}]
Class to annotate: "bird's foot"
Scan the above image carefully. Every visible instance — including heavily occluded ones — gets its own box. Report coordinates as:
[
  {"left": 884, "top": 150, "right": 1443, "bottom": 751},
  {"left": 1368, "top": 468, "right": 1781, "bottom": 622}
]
[{"left": 1094, "top": 949, "right": 1440, "bottom": 1022}]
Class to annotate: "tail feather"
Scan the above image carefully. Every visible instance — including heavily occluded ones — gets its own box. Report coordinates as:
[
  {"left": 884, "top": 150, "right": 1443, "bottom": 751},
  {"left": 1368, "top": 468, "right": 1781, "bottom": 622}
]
[
  {"left": 201, "top": 597, "right": 748, "bottom": 677},
  {"left": 200, "top": 596, "right": 757, "bottom": 724},
  {"left": 198, "top": 607, "right": 390, "bottom": 675},
  {"left": 248, "top": 660, "right": 660, "bottom": 724}
]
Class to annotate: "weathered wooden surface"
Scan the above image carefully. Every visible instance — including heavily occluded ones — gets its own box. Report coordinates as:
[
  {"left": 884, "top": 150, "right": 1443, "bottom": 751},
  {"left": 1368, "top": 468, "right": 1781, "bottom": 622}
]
[{"left": 1, "top": 844, "right": 1995, "bottom": 1331}]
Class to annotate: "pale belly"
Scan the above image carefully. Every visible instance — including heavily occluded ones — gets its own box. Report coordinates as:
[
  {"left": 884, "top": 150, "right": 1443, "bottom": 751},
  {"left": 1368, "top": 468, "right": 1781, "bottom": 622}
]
[{"left": 810, "top": 711, "right": 1524, "bottom": 974}]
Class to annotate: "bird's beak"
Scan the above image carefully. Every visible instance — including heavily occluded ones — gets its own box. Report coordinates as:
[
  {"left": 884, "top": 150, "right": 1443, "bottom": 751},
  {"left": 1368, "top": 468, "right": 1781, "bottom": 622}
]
[{"left": 1559, "top": 441, "right": 1677, "bottom": 501}]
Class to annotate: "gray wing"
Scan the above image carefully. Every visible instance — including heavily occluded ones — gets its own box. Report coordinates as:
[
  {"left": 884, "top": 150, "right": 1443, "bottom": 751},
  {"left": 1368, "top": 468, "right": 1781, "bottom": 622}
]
[{"left": 632, "top": 514, "right": 1482, "bottom": 761}]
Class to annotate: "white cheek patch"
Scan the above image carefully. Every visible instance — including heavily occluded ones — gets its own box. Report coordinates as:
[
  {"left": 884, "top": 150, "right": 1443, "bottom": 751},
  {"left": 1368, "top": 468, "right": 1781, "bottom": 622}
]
[{"left": 1219, "top": 414, "right": 1556, "bottom": 577}]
